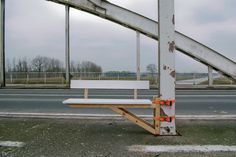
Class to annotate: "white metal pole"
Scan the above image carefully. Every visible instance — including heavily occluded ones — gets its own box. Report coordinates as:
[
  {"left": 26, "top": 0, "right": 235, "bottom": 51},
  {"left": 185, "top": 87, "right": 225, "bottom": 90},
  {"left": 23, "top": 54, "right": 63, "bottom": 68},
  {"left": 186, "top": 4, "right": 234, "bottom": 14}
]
[
  {"left": 134, "top": 32, "right": 141, "bottom": 99},
  {"left": 158, "top": 0, "right": 176, "bottom": 135},
  {"left": 136, "top": 32, "right": 141, "bottom": 80},
  {"left": 0, "top": 0, "right": 5, "bottom": 87},
  {"left": 208, "top": 66, "right": 213, "bottom": 86},
  {"left": 65, "top": 5, "right": 70, "bottom": 87}
]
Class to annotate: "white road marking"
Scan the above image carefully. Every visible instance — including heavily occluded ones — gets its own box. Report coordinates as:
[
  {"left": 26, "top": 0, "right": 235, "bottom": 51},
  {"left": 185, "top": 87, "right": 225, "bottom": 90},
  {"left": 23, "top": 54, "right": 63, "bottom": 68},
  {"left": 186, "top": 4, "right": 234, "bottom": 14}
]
[
  {"left": 128, "top": 145, "right": 236, "bottom": 153},
  {"left": 0, "top": 141, "right": 25, "bottom": 147},
  {"left": 0, "top": 112, "right": 236, "bottom": 120}
]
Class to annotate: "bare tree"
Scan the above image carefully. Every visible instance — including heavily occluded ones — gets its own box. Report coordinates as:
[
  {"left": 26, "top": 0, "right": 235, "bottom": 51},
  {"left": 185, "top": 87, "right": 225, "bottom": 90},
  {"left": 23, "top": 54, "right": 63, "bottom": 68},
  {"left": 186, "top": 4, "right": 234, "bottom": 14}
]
[
  {"left": 146, "top": 64, "right": 157, "bottom": 75},
  {"left": 46, "top": 58, "right": 63, "bottom": 72},
  {"left": 6, "top": 58, "right": 12, "bottom": 72},
  {"left": 10, "top": 57, "right": 30, "bottom": 72},
  {"left": 31, "top": 56, "right": 64, "bottom": 72},
  {"left": 70, "top": 61, "right": 77, "bottom": 73},
  {"left": 146, "top": 64, "right": 158, "bottom": 84},
  {"left": 31, "top": 56, "right": 46, "bottom": 72},
  {"left": 81, "top": 61, "right": 102, "bottom": 73}
]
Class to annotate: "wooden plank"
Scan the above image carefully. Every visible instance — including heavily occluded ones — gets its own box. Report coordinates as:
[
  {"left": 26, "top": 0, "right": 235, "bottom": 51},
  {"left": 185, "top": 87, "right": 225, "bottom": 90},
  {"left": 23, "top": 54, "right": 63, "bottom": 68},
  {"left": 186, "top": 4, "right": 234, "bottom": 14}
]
[
  {"left": 71, "top": 80, "right": 149, "bottom": 89},
  {"left": 69, "top": 104, "right": 152, "bottom": 109},
  {"left": 110, "top": 107, "right": 156, "bottom": 135},
  {"left": 153, "top": 104, "right": 160, "bottom": 135}
]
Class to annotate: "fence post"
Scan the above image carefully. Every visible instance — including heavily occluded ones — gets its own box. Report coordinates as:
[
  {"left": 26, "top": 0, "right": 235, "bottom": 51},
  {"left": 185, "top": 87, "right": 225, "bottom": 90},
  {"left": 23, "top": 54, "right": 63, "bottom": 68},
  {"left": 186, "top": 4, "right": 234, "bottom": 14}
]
[
  {"left": 26, "top": 73, "right": 29, "bottom": 84},
  {"left": 61, "top": 74, "right": 64, "bottom": 84},
  {"left": 44, "top": 72, "right": 47, "bottom": 84},
  {"left": 10, "top": 73, "right": 13, "bottom": 83}
]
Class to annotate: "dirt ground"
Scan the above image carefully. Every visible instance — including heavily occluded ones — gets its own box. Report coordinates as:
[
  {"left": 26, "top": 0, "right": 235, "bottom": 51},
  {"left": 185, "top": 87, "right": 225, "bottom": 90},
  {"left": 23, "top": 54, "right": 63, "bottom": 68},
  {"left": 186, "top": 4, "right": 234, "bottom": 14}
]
[{"left": 0, "top": 118, "right": 236, "bottom": 157}]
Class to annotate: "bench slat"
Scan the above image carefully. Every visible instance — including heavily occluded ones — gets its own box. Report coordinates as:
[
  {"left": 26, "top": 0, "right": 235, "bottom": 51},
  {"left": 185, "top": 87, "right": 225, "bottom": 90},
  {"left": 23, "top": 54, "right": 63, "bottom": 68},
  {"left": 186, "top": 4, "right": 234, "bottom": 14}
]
[
  {"left": 71, "top": 80, "right": 149, "bottom": 89},
  {"left": 64, "top": 99, "right": 153, "bottom": 109},
  {"left": 63, "top": 98, "right": 152, "bottom": 105}
]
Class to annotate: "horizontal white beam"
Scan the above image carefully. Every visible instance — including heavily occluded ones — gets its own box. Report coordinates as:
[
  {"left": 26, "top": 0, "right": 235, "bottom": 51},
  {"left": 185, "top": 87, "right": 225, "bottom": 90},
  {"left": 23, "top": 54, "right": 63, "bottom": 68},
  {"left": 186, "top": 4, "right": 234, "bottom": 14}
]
[
  {"left": 71, "top": 80, "right": 150, "bottom": 89},
  {"left": 48, "top": 0, "right": 236, "bottom": 80}
]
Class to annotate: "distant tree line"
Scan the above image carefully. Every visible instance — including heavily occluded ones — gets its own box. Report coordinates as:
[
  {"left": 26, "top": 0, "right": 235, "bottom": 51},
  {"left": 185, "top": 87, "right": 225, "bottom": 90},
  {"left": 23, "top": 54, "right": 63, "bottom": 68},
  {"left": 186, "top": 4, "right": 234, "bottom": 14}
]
[
  {"left": 6, "top": 56, "right": 159, "bottom": 75},
  {"left": 6, "top": 56, "right": 103, "bottom": 73}
]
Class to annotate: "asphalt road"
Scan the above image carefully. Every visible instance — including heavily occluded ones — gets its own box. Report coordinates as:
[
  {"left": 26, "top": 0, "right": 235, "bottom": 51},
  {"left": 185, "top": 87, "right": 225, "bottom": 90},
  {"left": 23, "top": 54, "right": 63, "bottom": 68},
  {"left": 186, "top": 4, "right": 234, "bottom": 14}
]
[{"left": 0, "top": 89, "right": 235, "bottom": 115}]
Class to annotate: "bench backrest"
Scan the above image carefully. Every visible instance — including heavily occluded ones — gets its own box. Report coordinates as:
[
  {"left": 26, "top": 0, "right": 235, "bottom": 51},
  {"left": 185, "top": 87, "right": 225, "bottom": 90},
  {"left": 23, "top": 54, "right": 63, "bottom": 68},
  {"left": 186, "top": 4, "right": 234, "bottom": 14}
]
[{"left": 71, "top": 80, "right": 149, "bottom": 89}]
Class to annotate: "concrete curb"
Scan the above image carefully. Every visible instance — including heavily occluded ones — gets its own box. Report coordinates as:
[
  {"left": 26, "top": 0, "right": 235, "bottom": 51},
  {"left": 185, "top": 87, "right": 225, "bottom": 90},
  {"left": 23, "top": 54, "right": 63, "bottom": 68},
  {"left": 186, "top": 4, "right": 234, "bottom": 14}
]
[{"left": 0, "top": 112, "right": 236, "bottom": 120}]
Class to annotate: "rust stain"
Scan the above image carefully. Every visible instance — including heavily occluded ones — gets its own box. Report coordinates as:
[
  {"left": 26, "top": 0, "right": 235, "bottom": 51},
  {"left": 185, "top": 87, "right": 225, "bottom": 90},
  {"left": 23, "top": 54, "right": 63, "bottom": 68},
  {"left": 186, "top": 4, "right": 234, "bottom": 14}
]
[
  {"left": 163, "top": 65, "right": 167, "bottom": 70},
  {"left": 168, "top": 41, "right": 176, "bottom": 53},
  {"left": 160, "top": 108, "right": 167, "bottom": 116},
  {"left": 170, "top": 70, "right": 176, "bottom": 78},
  {"left": 172, "top": 14, "right": 175, "bottom": 25},
  {"left": 164, "top": 127, "right": 171, "bottom": 133}
]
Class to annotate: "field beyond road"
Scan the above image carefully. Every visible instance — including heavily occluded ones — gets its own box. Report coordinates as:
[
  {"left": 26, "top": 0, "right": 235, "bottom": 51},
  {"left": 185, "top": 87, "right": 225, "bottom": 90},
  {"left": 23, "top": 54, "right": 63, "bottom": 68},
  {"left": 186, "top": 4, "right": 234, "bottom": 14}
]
[{"left": 0, "top": 118, "right": 236, "bottom": 157}]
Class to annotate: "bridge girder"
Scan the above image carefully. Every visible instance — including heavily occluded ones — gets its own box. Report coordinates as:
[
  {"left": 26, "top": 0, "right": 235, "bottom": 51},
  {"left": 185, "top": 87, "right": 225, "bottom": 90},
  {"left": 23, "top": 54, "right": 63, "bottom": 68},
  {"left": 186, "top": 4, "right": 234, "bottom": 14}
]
[{"left": 48, "top": 0, "right": 236, "bottom": 81}]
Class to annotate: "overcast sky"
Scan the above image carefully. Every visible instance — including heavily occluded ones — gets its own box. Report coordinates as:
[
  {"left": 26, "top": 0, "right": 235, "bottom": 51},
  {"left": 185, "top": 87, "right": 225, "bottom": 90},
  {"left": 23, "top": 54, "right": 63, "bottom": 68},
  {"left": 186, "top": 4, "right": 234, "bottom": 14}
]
[{"left": 5, "top": 0, "right": 236, "bottom": 72}]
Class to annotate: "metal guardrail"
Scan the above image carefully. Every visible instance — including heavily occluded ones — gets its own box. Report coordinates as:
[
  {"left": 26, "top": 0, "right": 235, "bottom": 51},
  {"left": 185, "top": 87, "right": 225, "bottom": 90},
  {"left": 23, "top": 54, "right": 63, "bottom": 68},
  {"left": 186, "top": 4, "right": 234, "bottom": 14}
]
[
  {"left": 5, "top": 72, "right": 157, "bottom": 85},
  {"left": 5, "top": 72, "right": 229, "bottom": 86}
]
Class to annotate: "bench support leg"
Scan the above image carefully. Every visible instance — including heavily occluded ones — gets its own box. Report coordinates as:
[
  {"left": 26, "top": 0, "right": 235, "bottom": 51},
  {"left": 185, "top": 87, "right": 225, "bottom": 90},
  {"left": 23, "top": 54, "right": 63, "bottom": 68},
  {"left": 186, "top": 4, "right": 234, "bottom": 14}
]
[
  {"left": 110, "top": 107, "right": 157, "bottom": 135},
  {"left": 153, "top": 104, "right": 161, "bottom": 135}
]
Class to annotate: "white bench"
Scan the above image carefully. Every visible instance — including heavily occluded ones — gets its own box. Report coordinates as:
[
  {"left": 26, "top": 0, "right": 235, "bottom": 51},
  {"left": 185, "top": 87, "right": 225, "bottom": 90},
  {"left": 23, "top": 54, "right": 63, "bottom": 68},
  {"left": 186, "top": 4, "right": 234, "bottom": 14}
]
[{"left": 63, "top": 80, "right": 161, "bottom": 135}]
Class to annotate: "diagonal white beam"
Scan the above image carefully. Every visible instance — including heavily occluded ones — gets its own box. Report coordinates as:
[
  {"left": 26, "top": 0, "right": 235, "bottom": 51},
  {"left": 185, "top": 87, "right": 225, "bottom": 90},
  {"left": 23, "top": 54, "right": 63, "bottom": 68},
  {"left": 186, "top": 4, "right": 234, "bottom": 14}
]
[{"left": 48, "top": 0, "right": 236, "bottom": 81}]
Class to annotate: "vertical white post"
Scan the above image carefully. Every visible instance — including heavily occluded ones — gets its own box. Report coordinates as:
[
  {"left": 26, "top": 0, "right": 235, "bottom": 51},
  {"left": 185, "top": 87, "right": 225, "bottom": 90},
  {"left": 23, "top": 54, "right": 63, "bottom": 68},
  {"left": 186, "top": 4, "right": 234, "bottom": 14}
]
[
  {"left": 44, "top": 72, "right": 47, "bottom": 84},
  {"left": 208, "top": 66, "right": 213, "bottom": 87},
  {"left": 0, "top": 0, "right": 5, "bottom": 87},
  {"left": 158, "top": 0, "right": 176, "bottom": 135},
  {"left": 136, "top": 32, "right": 141, "bottom": 81},
  {"left": 10, "top": 73, "right": 13, "bottom": 83},
  {"left": 84, "top": 88, "right": 88, "bottom": 99},
  {"left": 26, "top": 73, "right": 29, "bottom": 84},
  {"left": 134, "top": 32, "right": 141, "bottom": 99},
  {"left": 65, "top": 5, "right": 70, "bottom": 87}
]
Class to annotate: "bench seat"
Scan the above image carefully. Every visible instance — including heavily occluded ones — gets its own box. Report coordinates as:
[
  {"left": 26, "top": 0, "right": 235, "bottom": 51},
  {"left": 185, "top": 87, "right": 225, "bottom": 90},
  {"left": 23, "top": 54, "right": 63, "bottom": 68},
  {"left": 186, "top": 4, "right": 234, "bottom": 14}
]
[{"left": 63, "top": 98, "right": 153, "bottom": 108}]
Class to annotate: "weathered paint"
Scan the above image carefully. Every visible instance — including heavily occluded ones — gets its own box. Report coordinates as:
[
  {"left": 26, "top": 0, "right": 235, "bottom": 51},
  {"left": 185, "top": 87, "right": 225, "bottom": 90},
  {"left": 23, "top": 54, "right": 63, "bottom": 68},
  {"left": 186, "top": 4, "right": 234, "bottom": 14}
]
[
  {"left": 158, "top": 0, "right": 176, "bottom": 135},
  {"left": 172, "top": 14, "right": 175, "bottom": 25},
  {"left": 170, "top": 70, "right": 176, "bottom": 78},
  {"left": 168, "top": 41, "right": 176, "bottom": 53}
]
